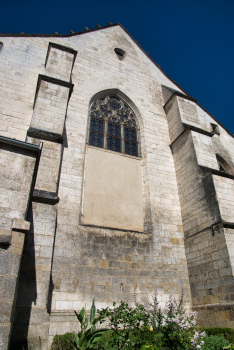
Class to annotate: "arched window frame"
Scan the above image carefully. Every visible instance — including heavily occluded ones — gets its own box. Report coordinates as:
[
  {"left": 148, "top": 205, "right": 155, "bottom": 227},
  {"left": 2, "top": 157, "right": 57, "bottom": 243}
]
[
  {"left": 87, "top": 94, "right": 141, "bottom": 157},
  {"left": 216, "top": 154, "right": 233, "bottom": 175}
]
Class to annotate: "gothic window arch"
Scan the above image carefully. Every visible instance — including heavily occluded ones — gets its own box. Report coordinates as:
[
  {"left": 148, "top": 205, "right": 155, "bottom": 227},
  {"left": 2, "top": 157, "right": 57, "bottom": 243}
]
[
  {"left": 216, "top": 154, "right": 232, "bottom": 174},
  {"left": 88, "top": 95, "right": 140, "bottom": 157}
]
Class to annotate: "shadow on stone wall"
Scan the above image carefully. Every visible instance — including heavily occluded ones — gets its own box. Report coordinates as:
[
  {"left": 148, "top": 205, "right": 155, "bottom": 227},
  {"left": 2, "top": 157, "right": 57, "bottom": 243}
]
[{"left": 9, "top": 204, "right": 37, "bottom": 349}]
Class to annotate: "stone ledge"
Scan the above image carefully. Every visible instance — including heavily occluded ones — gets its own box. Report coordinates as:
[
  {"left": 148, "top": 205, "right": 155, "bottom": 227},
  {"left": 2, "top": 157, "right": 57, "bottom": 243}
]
[
  {"left": 223, "top": 222, "right": 234, "bottom": 229},
  {"left": 200, "top": 166, "right": 234, "bottom": 180},
  {"left": 32, "top": 189, "right": 59, "bottom": 204},
  {"left": 194, "top": 302, "right": 234, "bottom": 311},
  {"left": 27, "top": 126, "right": 63, "bottom": 144},
  {"left": 0, "top": 228, "right": 12, "bottom": 245},
  {"left": 183, "top": 123, "right": 213, "bottom": 137},
  {"left": 0, "top": 135, "right": 42, "bottom": 153},
  {"left": 79, "top": 223, "right": 151, "bottom": 235},
  {"left": 12, "top": 218, "right": 30, "bottom": 232},
  {"left": 170, "top": 125, "right": 213, "bottom": 149}
]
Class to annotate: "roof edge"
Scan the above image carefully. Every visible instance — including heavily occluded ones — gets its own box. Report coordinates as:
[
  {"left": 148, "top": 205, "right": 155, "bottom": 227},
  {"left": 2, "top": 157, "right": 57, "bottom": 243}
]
[{"left": 0, "top": 23, "right": 119, "bottom": 38}]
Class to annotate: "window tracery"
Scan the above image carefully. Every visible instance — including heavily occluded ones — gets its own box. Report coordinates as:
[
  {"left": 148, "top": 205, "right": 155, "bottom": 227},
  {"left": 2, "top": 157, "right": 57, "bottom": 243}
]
[{"left": 88, "top": 95, "right": 139, "bottom": 157}]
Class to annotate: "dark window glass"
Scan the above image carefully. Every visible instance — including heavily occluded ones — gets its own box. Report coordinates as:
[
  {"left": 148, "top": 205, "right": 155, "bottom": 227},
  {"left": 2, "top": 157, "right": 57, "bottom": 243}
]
[
  {"left": 107, "top": 122, "right": 121, "bottom": 152},
  {"left": 90, "top": 117, "right": 104, "bottom": 133},
  {"left": 124, "top": 126, "right": 137, "bottom": 143},
  {"left": 89, "top": 117, "right": 104, "bottom": 148},
  {"left": 125, "top": 140, "right": 138, "bottom": 157},
  {"left": 107, "top": 136, "right": 121, "bottom": 152},
  {"left": 108, "top": 122, "right": 121, "bottom": 138}
]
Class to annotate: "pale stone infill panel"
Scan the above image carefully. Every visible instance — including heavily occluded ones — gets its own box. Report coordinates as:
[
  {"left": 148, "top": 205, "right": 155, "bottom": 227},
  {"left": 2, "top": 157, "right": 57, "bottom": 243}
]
[
  {"left": 45, "top": 47, "right": 74, "bottom": 82},
  {"left": 192, "top": 131, "right": 219, "bottom": 170},
  {"left": 213, "top": 175, "right": 234, "bottom": 223},
  {"left": 31, "top": 80, "right": 69, "bottom": 136},
  {"left": 27, "top": 137, "right": 62, "bottom": 193},
  {"left": 0, "top": 145, "right": 36, "bottom": 221},
  {"left": 177, "top": 97, "right": 201, "bottom": 128},
  {"left": 83, "top": 146, "right": 144, "bottom": 232},
  {"left": 164, "top": 95, "right": 185, "bottom": 143},
  {"left": 185, "top": 226, "right": 234, "bottom": 328}
]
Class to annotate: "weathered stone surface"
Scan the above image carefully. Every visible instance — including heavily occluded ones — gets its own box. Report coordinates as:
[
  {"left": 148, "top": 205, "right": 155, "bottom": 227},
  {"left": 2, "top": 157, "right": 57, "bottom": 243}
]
[
  {"left": 12, "top": 218, "right": 30, "bottom": 232},
  {"left": 0, "top": 24, "right": 233, "bottom": 350},
  {"left": 0, "top": 253, "right": 12, "bottom": 275}
]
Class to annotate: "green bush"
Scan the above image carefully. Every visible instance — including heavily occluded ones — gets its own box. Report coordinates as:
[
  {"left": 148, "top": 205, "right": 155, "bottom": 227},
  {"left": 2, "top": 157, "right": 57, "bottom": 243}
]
[
  {"left": 51, "top": 333, "right": 76, "bottom": 350},
  {"left": 201, "top": 335, "right": 229, "bottom": 350},
  {"left": 198, "top": 328, "right": 234, "bottom": 344}
]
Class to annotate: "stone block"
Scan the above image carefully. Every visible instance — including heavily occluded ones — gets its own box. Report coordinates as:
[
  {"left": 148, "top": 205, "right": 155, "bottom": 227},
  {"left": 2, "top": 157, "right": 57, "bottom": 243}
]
[
  {"left": 0, "top": 302, "right": 13, "bottom": 323},
  {"left": 2, "top": 277, "right": 17, "bottom": 302},
  {"left": 0, "top": 324, "right": 11, "bottom": 350},
  {"left": 0, "top": 253, "right": 12, "bottom": 275},
  {"left": 0, "top": 228, "right": 12, "bottom": 245},
  {"left": 12, "top": 218, "right": 30, "bottom": 232}
]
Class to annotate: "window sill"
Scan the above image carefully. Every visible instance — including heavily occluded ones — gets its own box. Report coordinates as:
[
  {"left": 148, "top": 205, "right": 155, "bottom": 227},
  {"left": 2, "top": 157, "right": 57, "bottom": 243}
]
[
  {"left": 79, "top": 222, "right": 151, "bottom": 235},
  {"left": 86, "top": 144, "right": 142, "bottom": 160}
]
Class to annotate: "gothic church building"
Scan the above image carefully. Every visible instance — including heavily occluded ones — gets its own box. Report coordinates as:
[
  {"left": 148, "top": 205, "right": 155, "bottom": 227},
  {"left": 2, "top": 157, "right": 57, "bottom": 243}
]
[{"left": 0, "top": 23, "right": 234, "bottom": 350}]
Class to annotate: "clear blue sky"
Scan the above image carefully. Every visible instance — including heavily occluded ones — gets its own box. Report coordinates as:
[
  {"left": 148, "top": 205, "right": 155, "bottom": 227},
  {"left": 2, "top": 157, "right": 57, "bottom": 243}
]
[{"left": 1, "top": 0, "right": 234, "bottom": 132}]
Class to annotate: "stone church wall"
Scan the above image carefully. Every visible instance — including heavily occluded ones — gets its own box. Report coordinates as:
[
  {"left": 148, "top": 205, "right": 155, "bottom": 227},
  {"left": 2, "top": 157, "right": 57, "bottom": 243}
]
[{"left": 0, "top": 24, "right": 234, "bottom": 349}]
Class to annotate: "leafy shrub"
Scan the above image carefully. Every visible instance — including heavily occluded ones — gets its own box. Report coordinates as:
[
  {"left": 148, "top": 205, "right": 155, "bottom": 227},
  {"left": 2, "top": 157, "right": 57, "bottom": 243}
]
[
  {"left": 201, "top": 335, "right": 229, "bottom": 350},
  {"left": 51, "top": 333, "right": 76, "bottom": 350},
  {"left": 198, "top": 328, "right": 234, "bottom": 345},
  {"left": 98, "top": 290, "right": 205, "bottom": 350}
]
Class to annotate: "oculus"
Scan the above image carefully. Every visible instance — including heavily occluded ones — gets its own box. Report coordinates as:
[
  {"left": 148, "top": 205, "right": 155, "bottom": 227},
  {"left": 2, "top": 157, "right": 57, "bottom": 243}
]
[{"left": 114, "top": 48, "right": 126, "bottom": 59}]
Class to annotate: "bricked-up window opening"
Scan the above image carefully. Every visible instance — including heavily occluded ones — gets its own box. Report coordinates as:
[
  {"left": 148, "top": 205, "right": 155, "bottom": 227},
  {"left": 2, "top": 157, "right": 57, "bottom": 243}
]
[{"left": 88, "top": 95, "right": 139, "bottom": 157}]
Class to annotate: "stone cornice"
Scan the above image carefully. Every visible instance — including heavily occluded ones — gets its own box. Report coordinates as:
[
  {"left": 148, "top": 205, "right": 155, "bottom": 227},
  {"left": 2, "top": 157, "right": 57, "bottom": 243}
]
[
  {"left": 27, "top": 127, "right": 63, "bottom": 144},
  {"left": 32, "top": 189, "right": 59, "bottom": 204},
  {"left": 170, "top": 124, "right": 213, "bottom": 149},
  {"left": 0, "top": 135, "right": 42, "bottom": 153},
  {"left": 200, "top": 166, "right": 234, "bottom": 180}
]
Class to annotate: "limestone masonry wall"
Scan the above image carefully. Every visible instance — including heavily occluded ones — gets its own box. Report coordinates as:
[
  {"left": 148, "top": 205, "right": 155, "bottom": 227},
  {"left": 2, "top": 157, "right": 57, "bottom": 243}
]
[{"left": 0, "top": 24, "right": 234, "bottom": 349}]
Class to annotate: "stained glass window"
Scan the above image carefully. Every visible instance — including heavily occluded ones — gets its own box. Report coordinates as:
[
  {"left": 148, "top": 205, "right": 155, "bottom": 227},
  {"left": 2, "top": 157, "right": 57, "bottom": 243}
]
[{"left": 88, "top": 95, "right": 140, "bottom": 157}]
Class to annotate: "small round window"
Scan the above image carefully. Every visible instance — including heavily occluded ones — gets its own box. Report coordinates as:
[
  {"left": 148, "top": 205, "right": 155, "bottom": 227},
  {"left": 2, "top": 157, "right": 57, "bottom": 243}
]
[{"left": 114, "top": 48, "right": 126, "bottom": 59}]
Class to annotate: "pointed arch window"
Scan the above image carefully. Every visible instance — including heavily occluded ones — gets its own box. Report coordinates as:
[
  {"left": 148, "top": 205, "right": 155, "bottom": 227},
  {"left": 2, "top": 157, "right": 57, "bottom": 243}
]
[
  {"left": 88, "top": 95, "right": 140, "bottom": 157},
  {"left": 216, "top": 154, "right": 233, "bottom": 175}
]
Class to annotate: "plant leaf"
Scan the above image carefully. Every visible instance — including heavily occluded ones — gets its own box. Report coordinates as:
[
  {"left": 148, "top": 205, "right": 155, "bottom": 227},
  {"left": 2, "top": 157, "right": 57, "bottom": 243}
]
[
  {"left": 90, "top": 298, "right": 96, "bottom": 324},
  {"left": 65, "top": 333, "right": 80, "bottom": 350},
  {"left": 74, "top": 308, "right": 85, "bottom": 325}
]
